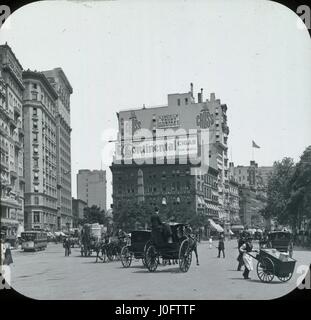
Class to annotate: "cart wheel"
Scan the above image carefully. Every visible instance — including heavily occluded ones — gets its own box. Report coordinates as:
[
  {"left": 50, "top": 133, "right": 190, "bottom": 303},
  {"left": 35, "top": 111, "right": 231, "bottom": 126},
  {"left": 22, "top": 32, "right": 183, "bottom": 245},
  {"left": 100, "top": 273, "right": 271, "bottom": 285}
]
[
  {"left": 142, "top": 257, "right": 147, "bottom": 267},
  {"left": 278, "top": 272, "right": 293, "bottom": 282},
  {"left": 257, "top": 257, "right": 275, "bottom": 283},
  {"left": 179, "top": 239, "right": 192, "bottom": 273},
  {"left": 121, "top": 246, "right": 132, "bottom": 268},
  {"left": 145, "top": 245, "right": 159, "bottom": 272}
]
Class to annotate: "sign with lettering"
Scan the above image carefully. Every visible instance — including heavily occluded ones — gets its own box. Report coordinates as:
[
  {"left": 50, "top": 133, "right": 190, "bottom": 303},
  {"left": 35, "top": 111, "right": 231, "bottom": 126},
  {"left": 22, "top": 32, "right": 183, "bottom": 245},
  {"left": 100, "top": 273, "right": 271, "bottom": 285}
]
[{"left": 157, "top": 114, "right": 180, "bottom": 128}]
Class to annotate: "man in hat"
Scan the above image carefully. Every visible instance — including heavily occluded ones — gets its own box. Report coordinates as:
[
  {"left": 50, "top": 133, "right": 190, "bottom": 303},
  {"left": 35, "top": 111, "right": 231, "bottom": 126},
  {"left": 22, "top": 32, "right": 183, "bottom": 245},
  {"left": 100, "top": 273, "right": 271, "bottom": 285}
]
[
  {"left": 150, "top": 207, "right": 172, "bottom": 244},
  {"left": 239, "top": 236, "right": 255, "bottom": 279}
]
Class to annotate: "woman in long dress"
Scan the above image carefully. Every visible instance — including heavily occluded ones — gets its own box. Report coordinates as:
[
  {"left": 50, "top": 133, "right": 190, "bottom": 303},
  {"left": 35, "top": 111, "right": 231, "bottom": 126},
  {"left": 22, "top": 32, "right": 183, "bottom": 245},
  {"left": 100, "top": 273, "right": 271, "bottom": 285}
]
[{"left": 239, "top": 237, "right": 254, "bottom": 279}]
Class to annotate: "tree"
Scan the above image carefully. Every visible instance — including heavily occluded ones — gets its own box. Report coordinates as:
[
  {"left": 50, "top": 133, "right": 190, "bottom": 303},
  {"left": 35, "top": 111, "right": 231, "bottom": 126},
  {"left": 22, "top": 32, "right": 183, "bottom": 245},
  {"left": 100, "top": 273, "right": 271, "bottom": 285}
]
[
  {"left": 286, "top": 146, "right": 311, "bottom": 230},
  {"left": 261, "top": 157, "right": 295, "bottom": 226},
  {"left": 83, "top": 205, "right": 106, "bottom": 225}
]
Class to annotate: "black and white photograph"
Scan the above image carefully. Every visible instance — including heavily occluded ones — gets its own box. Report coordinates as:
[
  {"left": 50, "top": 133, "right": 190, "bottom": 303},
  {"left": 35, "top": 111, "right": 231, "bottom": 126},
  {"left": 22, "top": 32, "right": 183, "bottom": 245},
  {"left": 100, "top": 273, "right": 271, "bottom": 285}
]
[{"left": 0, "top": 0, "right": 311, "bottom": 305}]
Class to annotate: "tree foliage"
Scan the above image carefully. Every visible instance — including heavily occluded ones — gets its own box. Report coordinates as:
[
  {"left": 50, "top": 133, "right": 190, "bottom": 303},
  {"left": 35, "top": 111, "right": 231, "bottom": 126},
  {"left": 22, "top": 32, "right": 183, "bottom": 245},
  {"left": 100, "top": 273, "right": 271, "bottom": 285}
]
[
  {"left": 83, "top": 205, "right": 106, "bottom": 225},
  {"left": 262, "top": 146, "right": 311, "bottom": 230}
]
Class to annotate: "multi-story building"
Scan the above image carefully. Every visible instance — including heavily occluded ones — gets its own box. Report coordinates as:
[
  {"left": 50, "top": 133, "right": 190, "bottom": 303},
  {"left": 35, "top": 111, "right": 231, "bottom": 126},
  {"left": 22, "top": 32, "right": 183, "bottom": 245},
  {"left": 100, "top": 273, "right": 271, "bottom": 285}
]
[
  {"left": 111, "top": 84, "right": 231, "bottom": 231},
  {"left": 229, "top": 161, "right": 273, "bottom": 227},
  {"left": 23, "top": 70, "right": 58, "bottom": 231},
  {"left": 0, "top": 43, "right": 25, "bottom": 238},
  {"left": 72, "top": 197, "right": 87, "bottom": 227},
  {"left": 229, "top": 161, "right": 274, "bottom": 190},
  {"left": 77, "top": 169, "right": 107, "bottom": 211},
  {"left": 228, "top": 178, "right": 240, "bottom": 225},
  {"left": 42, "top": 68, "right": 73, "bottom": 230}
]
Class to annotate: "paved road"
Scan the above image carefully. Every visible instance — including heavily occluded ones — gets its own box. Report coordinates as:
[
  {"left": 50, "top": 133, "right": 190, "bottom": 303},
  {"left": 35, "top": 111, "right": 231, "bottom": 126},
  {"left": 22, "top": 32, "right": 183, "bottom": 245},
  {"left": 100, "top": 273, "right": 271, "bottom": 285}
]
[{"left": 8, "top": 240, "right": 311, "bottom": 300}]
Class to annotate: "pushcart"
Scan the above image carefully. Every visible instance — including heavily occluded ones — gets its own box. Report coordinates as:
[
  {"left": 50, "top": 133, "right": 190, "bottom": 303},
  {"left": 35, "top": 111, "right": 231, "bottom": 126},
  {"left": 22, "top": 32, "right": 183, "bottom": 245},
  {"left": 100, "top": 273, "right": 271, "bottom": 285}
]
[{"left": 248, "top": 248, "right": 296, "bottom": 283}]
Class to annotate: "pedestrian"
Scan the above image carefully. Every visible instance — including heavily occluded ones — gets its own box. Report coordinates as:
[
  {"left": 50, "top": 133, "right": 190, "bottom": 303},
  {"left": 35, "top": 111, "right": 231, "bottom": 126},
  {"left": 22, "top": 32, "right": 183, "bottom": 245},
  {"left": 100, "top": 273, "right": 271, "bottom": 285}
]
[
  {"left": 209, "top": 237, "right": 213, "bottom": 249},
  {"left": 237, "top": 235, "right": 245, "bottom": 271},
  {"left": 3, "top": 240, "right": 13, "bottom": 265},
  {"left": 239, "top": 236, "right": 255, "bottom": 279},
  {"left": 63, "top": 237, "right": 71, "bottom": 256},
  {"left": 217, "top": 234, "right": 225, "bottom": 258},
  {"left": 1, "top": 237, "right": 6, "bottom": 265}
]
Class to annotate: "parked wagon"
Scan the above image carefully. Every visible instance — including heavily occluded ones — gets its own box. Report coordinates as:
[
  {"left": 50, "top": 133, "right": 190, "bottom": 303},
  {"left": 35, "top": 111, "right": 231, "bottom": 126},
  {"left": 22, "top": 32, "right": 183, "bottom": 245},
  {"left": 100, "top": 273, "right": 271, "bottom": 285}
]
[
  {"left": 120, "top": 230, "right": 151, "bottom": 267},
  {"left": 248, "top": 248, "right": 296, "bottom": 283},
  {"left": 144, "top": 223, "right": 193, "bottom": 273}
]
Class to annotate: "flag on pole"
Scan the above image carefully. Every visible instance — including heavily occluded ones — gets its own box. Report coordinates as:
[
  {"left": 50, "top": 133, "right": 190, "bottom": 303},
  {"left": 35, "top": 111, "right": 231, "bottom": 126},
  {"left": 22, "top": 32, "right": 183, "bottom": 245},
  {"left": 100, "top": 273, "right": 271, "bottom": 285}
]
[{"left": 252, "top": 140, "right": 260, "bottom": 149}]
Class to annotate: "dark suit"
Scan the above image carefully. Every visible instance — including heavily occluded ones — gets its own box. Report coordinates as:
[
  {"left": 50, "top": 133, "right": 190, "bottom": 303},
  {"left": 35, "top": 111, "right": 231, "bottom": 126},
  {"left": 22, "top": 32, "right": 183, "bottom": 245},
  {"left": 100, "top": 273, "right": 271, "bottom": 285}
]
[{"left": 151, "top": 213, "right": 162, "bottom": 230}]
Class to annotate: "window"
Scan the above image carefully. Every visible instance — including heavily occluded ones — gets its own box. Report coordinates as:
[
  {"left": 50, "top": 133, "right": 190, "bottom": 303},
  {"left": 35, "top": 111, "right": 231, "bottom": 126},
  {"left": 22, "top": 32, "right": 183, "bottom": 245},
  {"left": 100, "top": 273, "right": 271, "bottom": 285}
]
[
  {"left": 33, "top": 108, "right": 37, "bottom": 116},
  {"left": 33, "top": 83, "right": 37, "bottom": 89},
  {"left": 33, "top": 211, "right": 40, "bottom": 223},
  {"left": 34, "top": 197, "right": 39, "bottom": 205},
  {"left": 31, "top": 92, "right": 38, "bottom": 100},
  {"left": 185, "top": 98, "right": 188, "bottom": 105},
  {"left": 177, "top": 98, "right": 180, "bottom": 106}
]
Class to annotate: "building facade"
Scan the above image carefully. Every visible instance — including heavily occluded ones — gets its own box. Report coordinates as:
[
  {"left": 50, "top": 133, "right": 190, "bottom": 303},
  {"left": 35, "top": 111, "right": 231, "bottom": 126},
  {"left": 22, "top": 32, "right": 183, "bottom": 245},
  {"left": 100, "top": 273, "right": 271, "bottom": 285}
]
[
  {"left": 23, "top": 70, "right": 58, "bottom": 231},
  {"left": 111, "top": 84, "right": 231, "bottom": 230},
  {"left": 229, "top": 161, "right": 273, "bottom": 227},
  {"left": 42, "top": 68, "right": 73, "bottom": 230},
  {"left": 77, "top": 169, "right": 107, "bottom": 211},
  {"left": 0, "top": 44, "right": 25, "bottom": 238},
  {"left": 72, "top": 197, "right": 87, "bottom": 227}
]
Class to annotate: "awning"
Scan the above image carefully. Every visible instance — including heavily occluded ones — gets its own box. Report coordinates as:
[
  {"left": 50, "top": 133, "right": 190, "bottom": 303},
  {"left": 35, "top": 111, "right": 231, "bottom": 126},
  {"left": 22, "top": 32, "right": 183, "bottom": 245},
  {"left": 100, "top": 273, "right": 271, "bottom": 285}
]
[
  {"left": 208, "top": 219, "right": 224, "bottom": 232},
  {"left": 231, "top": 225, "right": 244, "bottom": 231}
]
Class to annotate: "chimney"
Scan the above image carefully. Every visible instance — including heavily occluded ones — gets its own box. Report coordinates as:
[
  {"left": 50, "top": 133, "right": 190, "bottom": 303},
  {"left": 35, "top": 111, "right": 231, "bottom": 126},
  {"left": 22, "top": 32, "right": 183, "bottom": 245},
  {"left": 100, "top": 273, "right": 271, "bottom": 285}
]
[
  {"left": 198, "top": 92, "right": 202, "bottom": 103},
  {"left": 201, "top": 88, "right": 203, "bottom": 101},
  {"left": 190, "top": 82, "right": 193, "bottom": 98}
]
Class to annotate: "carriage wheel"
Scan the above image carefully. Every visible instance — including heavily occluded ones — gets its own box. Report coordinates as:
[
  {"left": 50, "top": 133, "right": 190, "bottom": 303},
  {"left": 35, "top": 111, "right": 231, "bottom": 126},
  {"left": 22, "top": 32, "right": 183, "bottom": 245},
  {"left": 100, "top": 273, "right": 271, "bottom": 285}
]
[
  {"left": 145, "top": 245, "right": 159, "bottom": 272},
  {"left": 179, "top": 239, "right": 192, "bottom": 273},
  {"left": 257, "top": 257, "right": 275, "bottom": 283},
  {"left": 142, "top": 257, "right": 147, "bottom": 267},
  {"left": 121, "top": 246, "right": 132, "bottom": 268}
]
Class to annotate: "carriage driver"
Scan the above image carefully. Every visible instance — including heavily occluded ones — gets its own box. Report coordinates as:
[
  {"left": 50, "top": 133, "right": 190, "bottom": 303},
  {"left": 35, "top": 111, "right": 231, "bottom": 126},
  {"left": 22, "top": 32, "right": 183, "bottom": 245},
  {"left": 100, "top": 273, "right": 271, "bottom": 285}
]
[{"left": 150, "top": 207, "right": 173, "bottom": 244}]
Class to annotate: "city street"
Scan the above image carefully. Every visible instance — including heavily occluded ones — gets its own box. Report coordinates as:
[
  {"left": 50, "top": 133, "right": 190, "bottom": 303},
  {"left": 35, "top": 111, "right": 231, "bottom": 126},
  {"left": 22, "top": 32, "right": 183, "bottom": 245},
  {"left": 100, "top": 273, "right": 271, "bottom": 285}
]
[{"left": 8, "top": 240, "right": 311, "bottom": 300}]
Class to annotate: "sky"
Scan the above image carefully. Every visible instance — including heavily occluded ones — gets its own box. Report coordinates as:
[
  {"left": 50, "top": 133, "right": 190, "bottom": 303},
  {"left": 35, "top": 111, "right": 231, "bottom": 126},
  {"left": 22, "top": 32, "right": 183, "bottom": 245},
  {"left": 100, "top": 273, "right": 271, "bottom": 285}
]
[{"left": 1, "top": 0, "right": 310, "bottom": 208}]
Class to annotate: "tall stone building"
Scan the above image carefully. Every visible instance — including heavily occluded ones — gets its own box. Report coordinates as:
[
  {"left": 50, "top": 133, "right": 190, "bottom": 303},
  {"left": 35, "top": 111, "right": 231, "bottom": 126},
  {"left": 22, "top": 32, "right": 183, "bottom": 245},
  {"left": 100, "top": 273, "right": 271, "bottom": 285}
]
[
  {"left": 23, "top": 70, "right": 58, "bottom": 231},
  {"left": 111, "top": 84, "right": 231, "bottom": 230},
  {"left": 77, "top": 169, "right": 107, "bottom": 211},
  {"left": 42, "top": 68, "right": 73, "bottom": 230},
  {"left": 229, "top": 161, "right": 274, "bottom": 227},
  {"left": 0, "top": 44, "right": 25, "bottom": 238}
]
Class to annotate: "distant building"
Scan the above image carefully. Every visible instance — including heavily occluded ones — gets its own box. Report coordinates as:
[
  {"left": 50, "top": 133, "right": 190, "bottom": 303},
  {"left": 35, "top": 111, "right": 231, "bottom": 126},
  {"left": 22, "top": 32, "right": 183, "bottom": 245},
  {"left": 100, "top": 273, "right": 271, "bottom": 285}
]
[
  {"left": 72, "top": 197, "right": 87, "bottom": 227},
  {"left": 23, "top": 70, "right": 58, "bottom": 231},
  {"left": 0, "top": 43, "right": 25, "bottom": 238},
  {"left": 229, "top": 161, "right": 273, "bottom": 228},
  {"left": 229, "top": 161, "right": 274, "bottom": 190},
  {"left": 77, "top": 169, "right": 107, "bottom": 211}
]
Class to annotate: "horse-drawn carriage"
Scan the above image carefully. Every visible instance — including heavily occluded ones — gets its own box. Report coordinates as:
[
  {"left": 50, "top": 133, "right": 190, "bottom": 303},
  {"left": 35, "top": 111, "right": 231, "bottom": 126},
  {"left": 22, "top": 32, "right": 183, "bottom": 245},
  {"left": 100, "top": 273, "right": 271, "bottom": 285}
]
[
  {"left": 80, "top": 224, "right": 99, "bottom": 256},
  {"left": 259, "top": 231, "right": 294, "bottom": 258},
  {"left": 143, "top": 223, "right": 194, "bottom": 273},
  {"left": 120, "top": 230, "right": 151, "bottom": 267}
]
